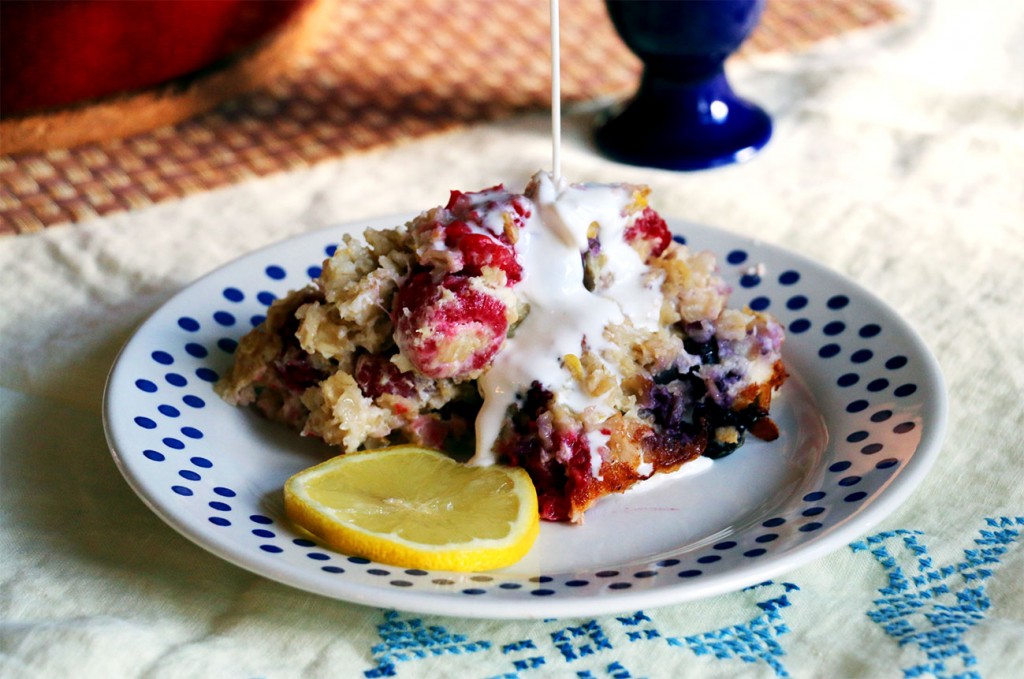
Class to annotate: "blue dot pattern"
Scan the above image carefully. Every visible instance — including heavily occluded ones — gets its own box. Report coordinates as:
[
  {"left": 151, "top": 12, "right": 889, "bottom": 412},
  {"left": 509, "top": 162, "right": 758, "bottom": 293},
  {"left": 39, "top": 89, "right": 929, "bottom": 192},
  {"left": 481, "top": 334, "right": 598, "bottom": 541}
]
[
  {"left": 151, "top": 350, "right": 173, "bottom": 365},
  {"left": 185, "top": 343, "right": 208, "bottom": 358},
  {"left": 105, "top": 222, "right": 939, "bottom": 612},
  {"left": 213, "top": 311, "right": 235, "bottom": 327},
  {"left": 135, "top": 379, "right": 158, "bottom": 393},
  {"left": 177, "top": 317, "right": 200, "bottom": 332},
  {"left": 223, "top": 287, "right": 244, "bottom": 302}
]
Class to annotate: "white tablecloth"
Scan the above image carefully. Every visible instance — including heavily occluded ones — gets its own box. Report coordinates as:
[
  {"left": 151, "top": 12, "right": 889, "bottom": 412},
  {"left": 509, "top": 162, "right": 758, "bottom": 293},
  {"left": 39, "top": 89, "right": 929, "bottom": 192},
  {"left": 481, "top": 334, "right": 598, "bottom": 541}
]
[{"left": 3, "top": 1, "right": 1022, "bottom": 677}]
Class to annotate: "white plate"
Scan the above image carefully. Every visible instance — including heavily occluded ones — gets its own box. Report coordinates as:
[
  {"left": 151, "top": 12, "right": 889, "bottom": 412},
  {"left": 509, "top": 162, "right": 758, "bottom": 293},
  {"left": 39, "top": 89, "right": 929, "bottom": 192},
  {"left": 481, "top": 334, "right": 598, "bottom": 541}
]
[{"left": 103, "top": 216, "right": 946, "bottom": 619}]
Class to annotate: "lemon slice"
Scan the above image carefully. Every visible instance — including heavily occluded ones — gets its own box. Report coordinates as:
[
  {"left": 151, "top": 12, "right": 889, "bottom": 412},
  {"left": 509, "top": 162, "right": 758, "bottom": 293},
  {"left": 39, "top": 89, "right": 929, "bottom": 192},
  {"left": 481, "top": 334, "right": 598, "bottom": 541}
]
[{"left": 283, "top": 445, "right": 539, "bottom": 572}]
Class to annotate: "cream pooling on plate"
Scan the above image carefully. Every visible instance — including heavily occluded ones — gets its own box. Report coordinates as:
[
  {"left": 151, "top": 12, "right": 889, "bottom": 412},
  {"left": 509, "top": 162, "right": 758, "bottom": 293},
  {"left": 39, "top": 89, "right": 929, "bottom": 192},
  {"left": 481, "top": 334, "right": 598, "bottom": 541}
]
[{"left": 472, "top": 172, "right": 666, "bottom": 467}]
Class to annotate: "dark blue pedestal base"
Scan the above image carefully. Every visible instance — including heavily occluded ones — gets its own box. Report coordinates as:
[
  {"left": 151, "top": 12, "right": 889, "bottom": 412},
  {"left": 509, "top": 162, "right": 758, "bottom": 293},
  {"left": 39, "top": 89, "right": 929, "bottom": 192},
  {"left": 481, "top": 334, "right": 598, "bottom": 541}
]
[{"left": 595, "top": 71, "right": 772, "bottom": 172}]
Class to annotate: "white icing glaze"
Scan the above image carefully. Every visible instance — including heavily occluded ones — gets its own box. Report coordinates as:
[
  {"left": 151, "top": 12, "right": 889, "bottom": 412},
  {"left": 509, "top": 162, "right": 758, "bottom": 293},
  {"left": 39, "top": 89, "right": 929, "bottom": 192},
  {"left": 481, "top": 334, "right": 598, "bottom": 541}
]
[
  {"left": 457, "top": 186, "right": 518, "bottom": 236},
  {"left": 584, "top": 428, "right": 609, "bottom": 479},
  {"left": 471, "top": 172, "right": 664, "bottom": 467}
]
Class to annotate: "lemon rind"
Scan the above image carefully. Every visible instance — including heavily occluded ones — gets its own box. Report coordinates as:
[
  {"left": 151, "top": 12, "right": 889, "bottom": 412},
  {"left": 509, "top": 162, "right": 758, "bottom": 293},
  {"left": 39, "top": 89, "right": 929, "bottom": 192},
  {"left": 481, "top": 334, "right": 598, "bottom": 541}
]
[{"left": 282, "top": 446, "right": 540, "bottom": 572}]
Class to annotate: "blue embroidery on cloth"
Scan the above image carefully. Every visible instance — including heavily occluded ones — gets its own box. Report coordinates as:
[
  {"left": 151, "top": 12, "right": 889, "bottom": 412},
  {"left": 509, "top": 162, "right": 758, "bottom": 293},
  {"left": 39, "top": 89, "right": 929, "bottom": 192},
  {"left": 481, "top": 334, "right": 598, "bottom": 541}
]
[
  {"left": 663, "top": 581, "right": 798, "bottom": 678},
  {"left": 502, "top": 640, "right": 537, "bottom": 654},
  {"left": 359, "top": 518, "right": 1024, "bottom": 677},
  {"left": 365, "top": 581, "right": 798, "bottom": 677},
  {"left": 551, "top": 619, "right": 614, "bottom": 661},
  {"left": 850, "top": 516, "right": 1024, "bottom": 679},
  {"left": 511, "top": 656, "right": 546, "bottom": 671},
  {"left": 364, "top": 610, "right": 492, "bottom": 677},
  {"left": 577, "top": 661, "right": 636, "bottom": 678}
]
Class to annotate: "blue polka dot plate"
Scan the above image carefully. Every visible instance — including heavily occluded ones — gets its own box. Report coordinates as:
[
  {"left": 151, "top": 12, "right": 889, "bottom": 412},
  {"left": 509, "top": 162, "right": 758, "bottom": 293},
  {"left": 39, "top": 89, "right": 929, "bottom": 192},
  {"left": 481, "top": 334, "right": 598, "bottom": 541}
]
[{"left": 103, "top": 216, "right": 946, "bottom": 619}]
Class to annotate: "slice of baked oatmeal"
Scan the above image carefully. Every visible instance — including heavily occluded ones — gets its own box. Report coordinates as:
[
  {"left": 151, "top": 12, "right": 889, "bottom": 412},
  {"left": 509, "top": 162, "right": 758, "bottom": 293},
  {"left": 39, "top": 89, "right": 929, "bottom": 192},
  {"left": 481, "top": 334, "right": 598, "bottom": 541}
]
[{"left": 217, "top": 172, "right": 786, "bottom": 522}]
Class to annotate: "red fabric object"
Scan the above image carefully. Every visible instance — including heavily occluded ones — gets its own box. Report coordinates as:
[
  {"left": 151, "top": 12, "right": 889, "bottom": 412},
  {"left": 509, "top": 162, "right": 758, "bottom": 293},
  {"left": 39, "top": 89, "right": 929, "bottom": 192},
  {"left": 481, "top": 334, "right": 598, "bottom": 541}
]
[{"left": 1, "top": 0, "right": 306, "bottom": 115}]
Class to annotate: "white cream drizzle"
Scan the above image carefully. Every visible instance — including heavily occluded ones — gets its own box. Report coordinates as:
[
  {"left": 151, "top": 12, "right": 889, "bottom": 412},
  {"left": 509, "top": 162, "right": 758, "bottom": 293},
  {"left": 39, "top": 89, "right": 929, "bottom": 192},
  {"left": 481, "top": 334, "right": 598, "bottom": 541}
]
[{"left": 471, "top": 172, "right": 665, "bottom": 468}]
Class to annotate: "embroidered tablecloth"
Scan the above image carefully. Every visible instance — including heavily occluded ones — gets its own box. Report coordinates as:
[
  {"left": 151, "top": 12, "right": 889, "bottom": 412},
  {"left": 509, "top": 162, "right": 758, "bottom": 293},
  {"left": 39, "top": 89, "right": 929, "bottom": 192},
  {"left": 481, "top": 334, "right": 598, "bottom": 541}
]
[{"left": 2, "top": 1, "right": 1022, "bottom": 677}]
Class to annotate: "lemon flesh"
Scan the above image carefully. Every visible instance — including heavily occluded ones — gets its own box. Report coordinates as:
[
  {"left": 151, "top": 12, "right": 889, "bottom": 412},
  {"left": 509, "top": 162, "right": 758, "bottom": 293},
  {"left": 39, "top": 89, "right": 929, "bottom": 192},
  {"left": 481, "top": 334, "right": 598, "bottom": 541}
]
[{"left": 283, "top": 446, "right": 539, "bottom": 572}]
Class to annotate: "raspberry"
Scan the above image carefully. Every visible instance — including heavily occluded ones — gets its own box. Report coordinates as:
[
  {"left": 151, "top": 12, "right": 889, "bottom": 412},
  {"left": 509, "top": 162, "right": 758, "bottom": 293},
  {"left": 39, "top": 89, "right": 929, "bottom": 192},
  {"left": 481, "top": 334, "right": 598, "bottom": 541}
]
[
  {"left": 445, "top": 185, "right": 504, "bottom": 216},
  {"left": 354, "top": 352, "right": 418, "bottom": 400},
  {"left": 445, "top": 189, "right": 469, "bottom": 212},
  {"left": 625, "top": 207, "right": 671, "bottom": 258},
  {"left": 443, "top": 220, "right": 521, "bottom": 283},
  {"left": 273, "top": 346, "right": 326, "bottom": 393},
  {"left": 497, "top": 385, "right": 597, "bottom": 522},
  {"left": 510, "top": 196, "right": 531, "bottom": 219},
  {"left": 439, "top": 186, "right": 526, "bottom": 283},
  {"left": 409, "top": 415, "right": 450, "bottom": 449},
  {"left": 392, "top": 272, "right": 510, "bottom": 379}
]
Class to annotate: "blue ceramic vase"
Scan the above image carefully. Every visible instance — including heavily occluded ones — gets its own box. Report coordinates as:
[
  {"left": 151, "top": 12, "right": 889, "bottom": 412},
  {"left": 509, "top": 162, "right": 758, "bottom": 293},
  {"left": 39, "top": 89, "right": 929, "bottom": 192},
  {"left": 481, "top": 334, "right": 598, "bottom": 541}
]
[{"left": 595, "top": 0, "right": 771, "bottom": 171}]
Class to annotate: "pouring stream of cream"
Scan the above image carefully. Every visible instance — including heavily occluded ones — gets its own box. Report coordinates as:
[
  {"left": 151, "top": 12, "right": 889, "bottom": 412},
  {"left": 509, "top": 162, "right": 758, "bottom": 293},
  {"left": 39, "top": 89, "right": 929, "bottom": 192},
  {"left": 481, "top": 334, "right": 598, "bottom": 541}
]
[
  {"left": 550, "top": 0, "right": 561, "bottom": 183},
  {"left": 469, "top": 3, "right": 662, "bottom": 468}
]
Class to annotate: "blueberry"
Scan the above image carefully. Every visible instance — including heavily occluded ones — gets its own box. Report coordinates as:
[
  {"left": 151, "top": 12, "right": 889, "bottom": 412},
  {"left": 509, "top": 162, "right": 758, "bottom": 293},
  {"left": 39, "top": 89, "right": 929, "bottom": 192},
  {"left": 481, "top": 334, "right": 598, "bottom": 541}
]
[{"left": 684, "top": 337, "right": 719, "bottom": 365}]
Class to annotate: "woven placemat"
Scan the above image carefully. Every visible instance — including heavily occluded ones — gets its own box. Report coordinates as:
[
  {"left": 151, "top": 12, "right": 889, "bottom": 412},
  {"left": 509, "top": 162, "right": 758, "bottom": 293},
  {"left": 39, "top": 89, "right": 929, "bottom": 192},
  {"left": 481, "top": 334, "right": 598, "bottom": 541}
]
[{"left": 0, "top": 0, "right": 901, "bottom": 235}]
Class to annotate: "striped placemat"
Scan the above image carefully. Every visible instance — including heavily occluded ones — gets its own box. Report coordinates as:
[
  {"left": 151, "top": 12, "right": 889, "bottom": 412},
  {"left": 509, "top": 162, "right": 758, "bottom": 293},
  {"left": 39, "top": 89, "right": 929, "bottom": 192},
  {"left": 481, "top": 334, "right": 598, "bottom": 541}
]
[{"left": 0, "top": 0, "right": 901, "bottom": 235}]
